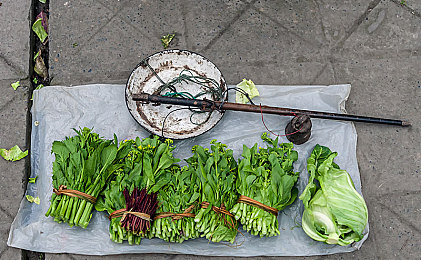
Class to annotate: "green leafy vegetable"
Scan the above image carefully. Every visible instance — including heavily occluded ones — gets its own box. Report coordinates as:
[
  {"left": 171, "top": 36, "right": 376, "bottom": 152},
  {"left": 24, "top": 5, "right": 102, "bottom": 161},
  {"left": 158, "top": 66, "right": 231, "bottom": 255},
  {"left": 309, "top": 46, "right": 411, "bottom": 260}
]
[
  {"left": 235, "top": 79, "right": 259, "bottom": 104},
  {"left": 299, "top": 144, "right": 368, "bottom": 246},
  {"left": 45, "top": 128, "right": 122, "bottom": 228},
  {"left": 230, "top": 133, "right": 299, "bottom": 237},
  {"left": 32, "top": 18, "right": 48, "bottom": 43},
  {"left": 186, "top": 140, "right": 238, "bottom": 243},
  {"left": 161, "top": 33, "right": 175, "bottom": 49},
  {"left": 11, "top": 81, "right": 20, "bottom": 90},
  {"left": 148, "top": 165, "right": 200, "bottom": 243},
  {"left": 26, "top": 195, "right": 40, "bottom": 205},
  {"left": 29, "top": 176, "right": 38, "bottom": 183},
  {"left": 0, "top": 145, "right": 28, "bottom": 161},
  {"left": 96, "top": 136, "right": 180, "bottom": 244}
]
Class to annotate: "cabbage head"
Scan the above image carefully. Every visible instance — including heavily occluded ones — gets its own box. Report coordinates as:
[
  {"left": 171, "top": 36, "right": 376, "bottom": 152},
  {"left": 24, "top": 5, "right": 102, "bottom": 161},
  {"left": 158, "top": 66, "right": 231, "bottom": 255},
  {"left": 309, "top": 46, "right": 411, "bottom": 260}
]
[{"left": 299, "top": 145, "right": 368, "bottom": 246}]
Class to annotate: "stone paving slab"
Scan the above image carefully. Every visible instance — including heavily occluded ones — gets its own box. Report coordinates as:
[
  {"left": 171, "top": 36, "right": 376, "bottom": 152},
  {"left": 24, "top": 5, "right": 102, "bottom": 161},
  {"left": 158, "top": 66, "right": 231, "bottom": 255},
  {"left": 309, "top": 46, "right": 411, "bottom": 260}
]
[
  {"left": 0, "top": 0, "right": 31, "bottom": 77},
  {"left": 0, "top": 80, "right": 29, "bottom": 260},
  {"left": 38, "top": 0, "right": 421, "bottom": 259}
]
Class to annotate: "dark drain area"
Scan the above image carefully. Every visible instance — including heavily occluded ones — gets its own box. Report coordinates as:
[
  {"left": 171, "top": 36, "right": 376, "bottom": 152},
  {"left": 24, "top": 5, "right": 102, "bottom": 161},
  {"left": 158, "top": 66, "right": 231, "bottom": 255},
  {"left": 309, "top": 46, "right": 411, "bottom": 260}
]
[{"left": 23, "top": 0, "right": 49, "bottom": 259}]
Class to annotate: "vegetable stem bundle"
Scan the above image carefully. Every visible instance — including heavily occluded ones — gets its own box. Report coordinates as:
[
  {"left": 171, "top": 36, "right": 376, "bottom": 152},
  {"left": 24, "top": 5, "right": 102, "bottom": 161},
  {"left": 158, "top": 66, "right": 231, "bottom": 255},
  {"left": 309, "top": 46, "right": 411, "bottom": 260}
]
[
  {"left": 230, "top": 133, "right": 299, "bottom": 237},
  {"left": 148, "top": 166, "right": 200, "bottom": 243},
  {"left": 45, "top": 128, "right": 120, "bottom": 228},
  {"left": 186, "top": 140, "right": 238, "bottom": 243},
  {"left": 95, "top": 136, "right": 180, "bottom": 244}
]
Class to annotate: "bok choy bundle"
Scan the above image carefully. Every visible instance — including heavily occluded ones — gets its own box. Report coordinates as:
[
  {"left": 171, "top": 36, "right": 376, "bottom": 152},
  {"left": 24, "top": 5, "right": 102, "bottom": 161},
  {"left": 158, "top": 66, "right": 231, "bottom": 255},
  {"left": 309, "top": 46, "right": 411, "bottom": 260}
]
[
  {"left": 186, "top": 140, "right": 238, "bottom": 243},
  {"left": 95, "top": 136, "right": 179, "bottom": 244},
  {"left": 45, "top": 128, "right": 121, "bottom": 228},
  {"left": 147, "top": 166, "right": 201, "bottom": 243},
  {"left": 230, "top": 133, "right": 299, "bottom": 237}
]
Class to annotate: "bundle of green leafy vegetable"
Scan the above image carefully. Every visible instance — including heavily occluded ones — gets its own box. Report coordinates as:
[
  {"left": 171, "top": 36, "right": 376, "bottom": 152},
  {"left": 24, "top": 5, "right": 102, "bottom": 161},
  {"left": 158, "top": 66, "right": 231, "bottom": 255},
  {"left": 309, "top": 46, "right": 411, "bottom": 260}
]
[
  {"left": 186, "top": 140, "right": 238, "bottom": 243},
  {"left": 45, "top": 128, "right": 122, "bottom": 228},
  {"left": 230, "top": 133, "right": 299, "bottom": 237},
  {"left": 95, "top": 136, "right": 180, "bottom": 244},
  {"left": 299, "top": 144, "right": 368, "bottom": 246},
  {"left": 147, "top": 165, "right": 201, "bottom": 243}
]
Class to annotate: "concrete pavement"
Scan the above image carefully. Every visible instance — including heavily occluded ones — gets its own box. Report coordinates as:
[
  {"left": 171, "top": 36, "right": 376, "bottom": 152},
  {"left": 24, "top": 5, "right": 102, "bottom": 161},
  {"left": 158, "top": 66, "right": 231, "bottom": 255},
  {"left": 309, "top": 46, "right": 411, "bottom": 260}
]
[{"left": 1, "top": 0, "right": 420, "bottom": 259}]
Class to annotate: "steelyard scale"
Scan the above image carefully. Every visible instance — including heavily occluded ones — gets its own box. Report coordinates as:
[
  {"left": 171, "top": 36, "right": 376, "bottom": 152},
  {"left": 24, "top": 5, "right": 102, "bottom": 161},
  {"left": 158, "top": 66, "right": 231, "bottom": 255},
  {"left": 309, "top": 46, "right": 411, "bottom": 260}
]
[{"left": 126, "top": 50, "right": 410, "bottom": 145}]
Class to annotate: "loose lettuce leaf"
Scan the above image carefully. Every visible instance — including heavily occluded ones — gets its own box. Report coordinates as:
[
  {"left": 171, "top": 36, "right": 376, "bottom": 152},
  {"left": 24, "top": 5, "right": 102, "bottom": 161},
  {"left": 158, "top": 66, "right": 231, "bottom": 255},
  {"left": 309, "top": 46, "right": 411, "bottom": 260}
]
[
  {"left": 29, "top": 176, "right": 38, "bottom": 183},
  {"left": 235, "top": 79, "right": 259, "bottom": 104},
  {"left": 26, "top": 195, "right": 40, "bottom": 205},
  {"left": 0, "top": 145, "right": 28, "bottom": 161},
  {"left": 11, "top": 81, "right": 20, "bottom": 90},
  {"left": 161, "top": 33, "right": 175, "bottom": 49},
  {"left": 32, "top": 18, "right": 48, "bottom": 43}
]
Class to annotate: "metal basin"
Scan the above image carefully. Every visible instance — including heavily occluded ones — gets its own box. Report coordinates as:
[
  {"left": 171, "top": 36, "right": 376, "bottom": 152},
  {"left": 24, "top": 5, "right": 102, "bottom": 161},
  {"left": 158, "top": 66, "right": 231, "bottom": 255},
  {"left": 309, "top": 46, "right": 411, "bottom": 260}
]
[{"left": 125, "top": 49, "right": 227, "bottom": 139}]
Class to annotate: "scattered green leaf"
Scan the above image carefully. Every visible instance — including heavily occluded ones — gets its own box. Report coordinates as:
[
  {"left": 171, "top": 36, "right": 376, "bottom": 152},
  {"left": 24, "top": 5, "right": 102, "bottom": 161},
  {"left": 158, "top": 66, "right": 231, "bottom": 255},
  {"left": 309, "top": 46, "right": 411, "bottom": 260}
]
[
  {"left": 161, "top": 33, "right": 175, "bottom": 49},
  {"left": 33, "top": 77, "right": 38, "bottom": 84},
  {"left": 26, "top": 195, "right": 40, "bottom": 204},
  {"left": 400, "top": 0, "right": 407, "bottom": 6},
  {"left": 11, "top": 81, "right": 20, "bottom": 90},
  {"left": 39, "top": 0, "right": 46, "bottom": 3},
  {"left": 0, "top": 145, "right": 28, "bottom": 161},
  {"left": 29, "top": 176, "right": 38, "bottom": 183},
  {"left": 34, "top": 50, "right": 41, "bottom": 61},
  {"left": 235, "top": 78, "right": 260, "bottom": 104},
  {"left": 32, "top": 18, "right": 48, "bottom": 43},
  {"left": 72, "top": 43, "right": 78, "bottom": 48},
  {"left": 31, "top": 84, "right": 45, "bottom": 100}
]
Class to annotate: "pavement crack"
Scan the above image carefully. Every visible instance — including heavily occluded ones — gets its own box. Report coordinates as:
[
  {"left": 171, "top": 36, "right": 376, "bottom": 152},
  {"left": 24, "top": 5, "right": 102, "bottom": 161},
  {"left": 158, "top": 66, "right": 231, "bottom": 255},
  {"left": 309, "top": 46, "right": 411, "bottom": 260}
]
[
  {"left": 389, "top": 0, "right": 421, "bottom": 19},
  {"left": 310, "top": 63, "right": 328, "bottom": 84},
  {"left": 180, "top": 0, "right": 190, "bottom": 50},
  {"left": 251, "top": 5, "right": 323, "bottom": 49},
  {"left": 0, "top": 94, "right": 19, "bottom": 112},
  {"left": 378, "top": 201, "right": 421, "bottom": 235},
  {"left": 200, "top": 0, "right": 258, "bottom": 53},
  {"left": 333, "top": 0, "right": 382, "bottom": 51},
  {"left": 0, "top": 52, "right": 27, "bottom": 77}
]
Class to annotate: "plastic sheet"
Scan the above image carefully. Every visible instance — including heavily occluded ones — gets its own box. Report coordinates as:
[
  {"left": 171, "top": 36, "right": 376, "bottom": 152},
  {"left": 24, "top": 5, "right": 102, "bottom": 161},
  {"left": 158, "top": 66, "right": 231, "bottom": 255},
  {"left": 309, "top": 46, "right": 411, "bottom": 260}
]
[{"left": 8, "top": 84, "right": 368, "bottom": 256}]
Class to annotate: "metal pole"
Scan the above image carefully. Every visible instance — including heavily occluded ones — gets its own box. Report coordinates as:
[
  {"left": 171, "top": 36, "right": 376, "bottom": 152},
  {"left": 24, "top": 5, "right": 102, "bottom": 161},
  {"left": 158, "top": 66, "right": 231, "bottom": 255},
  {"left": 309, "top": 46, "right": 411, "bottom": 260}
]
[{"left": 132, "top": 93, "right": 411, "bottom": 127}]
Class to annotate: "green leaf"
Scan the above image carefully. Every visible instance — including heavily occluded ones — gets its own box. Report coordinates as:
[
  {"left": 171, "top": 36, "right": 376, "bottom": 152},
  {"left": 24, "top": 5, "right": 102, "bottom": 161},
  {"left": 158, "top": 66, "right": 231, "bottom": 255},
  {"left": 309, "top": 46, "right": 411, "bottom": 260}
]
[
  {"left": 29, "top": 176, "right": 38, "bottom": 183},
  {"left": 32, "top": 18, "right": 48, "bottom": 43},
  {"left": 0, "top": 145, "right": 28, "bottom": 161},
  {"left": 236, "top": 79, "right": 259, "bottom": 104},
  {"left": 39, "top": 0, "right": 46, "bottom": 3},
  {"left": 11, "top": 81, "right": 20, "bottom": 90},
  {"left": 161, "top": 33, "right": 175, "bottom": 49},
  {"left": 300, "top": 144, "right": 368, "bottom": 246},
  {"left": 26, "top": 195, "right": 40, "bottom": 205}
]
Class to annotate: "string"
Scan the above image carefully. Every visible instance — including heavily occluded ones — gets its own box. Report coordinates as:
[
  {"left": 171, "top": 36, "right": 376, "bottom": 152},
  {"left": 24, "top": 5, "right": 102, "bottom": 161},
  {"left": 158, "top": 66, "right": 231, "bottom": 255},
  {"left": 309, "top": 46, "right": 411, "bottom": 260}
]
[{"left": 259, "top": 104, "right": 304, "bottom": 137}]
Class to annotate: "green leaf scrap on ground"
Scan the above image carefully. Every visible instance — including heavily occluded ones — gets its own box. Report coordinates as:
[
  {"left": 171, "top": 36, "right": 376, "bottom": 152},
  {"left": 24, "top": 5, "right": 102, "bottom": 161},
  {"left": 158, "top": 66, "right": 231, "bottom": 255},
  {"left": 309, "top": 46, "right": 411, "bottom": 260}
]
[
  {"left": 235, "top": 79, "right": 260, "bottom": 104},
  {"left": 29, "top": 176, "right": 38, "bottom": 183},
  {"left": 161, "top": 33, "right": 175, "bottom": 49},
  {"left": 400, "top": 0, "right": 407, "bottom": 6},
  {"left": 26, "top": 195, "right": 40, "bottom": 204},
  {"left": 11, "top": 81, "right": 20, "bottom": 90},
  {"left": 32, "top": 18, "right": 48, "bottom": 43},
  {"left": 39, "top": 0, "right": 46, "bottom": 3},
  {"left": 31, "top": 84, "right": 45, "bottom": 100},
  {"left": 0, "top": 145, "right": 28, "bottom": 161}
]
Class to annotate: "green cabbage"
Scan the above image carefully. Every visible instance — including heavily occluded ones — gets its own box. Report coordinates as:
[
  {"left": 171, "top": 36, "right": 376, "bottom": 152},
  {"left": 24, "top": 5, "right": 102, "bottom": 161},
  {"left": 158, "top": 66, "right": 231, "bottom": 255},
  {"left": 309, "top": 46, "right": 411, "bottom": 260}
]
[{"left": 299, "top": 145, "right": 368, "bottom": 246}]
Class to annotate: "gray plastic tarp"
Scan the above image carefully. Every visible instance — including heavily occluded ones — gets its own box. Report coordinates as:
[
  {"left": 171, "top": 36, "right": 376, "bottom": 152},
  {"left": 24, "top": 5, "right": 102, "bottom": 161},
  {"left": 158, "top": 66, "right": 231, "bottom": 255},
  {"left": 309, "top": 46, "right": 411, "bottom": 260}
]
[{"left": 8, "top": 84, "right": 368, "bottom": 256}]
